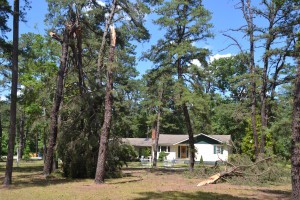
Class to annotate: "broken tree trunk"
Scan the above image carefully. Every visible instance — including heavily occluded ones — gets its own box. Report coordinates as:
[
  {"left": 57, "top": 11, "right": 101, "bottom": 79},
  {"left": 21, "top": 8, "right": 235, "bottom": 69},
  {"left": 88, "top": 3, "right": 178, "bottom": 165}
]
[
  {"left": 94, "top": 25, "right": 116, "bottom": 184},
  {"left": 43, "top": 27, "right": 69, "bottom": 176}
]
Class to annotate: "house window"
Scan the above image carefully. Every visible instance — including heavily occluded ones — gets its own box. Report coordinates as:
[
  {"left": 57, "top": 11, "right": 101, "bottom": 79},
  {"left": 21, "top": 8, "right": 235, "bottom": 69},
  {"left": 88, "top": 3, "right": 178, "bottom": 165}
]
[
  {"left": 159, "top": 146, "right": 170, "bottom": 152},
  {"left": 214, "top": 145, "right": 223, "bottom": 154}
]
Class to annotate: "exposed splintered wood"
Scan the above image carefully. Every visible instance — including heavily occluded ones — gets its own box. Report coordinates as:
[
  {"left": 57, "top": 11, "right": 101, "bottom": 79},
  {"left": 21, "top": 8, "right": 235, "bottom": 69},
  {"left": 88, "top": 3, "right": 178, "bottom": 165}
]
[
  {"left": 49, "top": 32, "right": 63, "bottom": 44},
  {"left": 109, "top": 25, "right": 116, "bottom": 47},
  {"left": 197, "top": 173, "right": 221, "bottom": 186}
]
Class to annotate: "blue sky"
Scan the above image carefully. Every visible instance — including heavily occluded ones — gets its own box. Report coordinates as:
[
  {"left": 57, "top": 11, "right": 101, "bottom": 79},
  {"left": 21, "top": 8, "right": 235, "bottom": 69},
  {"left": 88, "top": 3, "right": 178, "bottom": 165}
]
[
  {"left": 1, "top": 0, "right": 261, "bottom": 100},
  {"left": 5, "top": 0, "right": 248, "bottom": 74}
]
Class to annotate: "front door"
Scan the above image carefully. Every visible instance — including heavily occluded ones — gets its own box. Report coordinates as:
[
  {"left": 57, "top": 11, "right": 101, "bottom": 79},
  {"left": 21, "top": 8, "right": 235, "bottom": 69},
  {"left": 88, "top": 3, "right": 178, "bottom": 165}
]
[{"left": 180, "top": 146, "right": 187, "bottom": 158}]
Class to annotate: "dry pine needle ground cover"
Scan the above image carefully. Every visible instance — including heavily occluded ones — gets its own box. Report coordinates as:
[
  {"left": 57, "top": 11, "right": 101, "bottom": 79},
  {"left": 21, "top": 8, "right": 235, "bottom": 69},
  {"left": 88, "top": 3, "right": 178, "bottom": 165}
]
[{"left": 0, "top": 160, "right": 291, "bottom": 200}]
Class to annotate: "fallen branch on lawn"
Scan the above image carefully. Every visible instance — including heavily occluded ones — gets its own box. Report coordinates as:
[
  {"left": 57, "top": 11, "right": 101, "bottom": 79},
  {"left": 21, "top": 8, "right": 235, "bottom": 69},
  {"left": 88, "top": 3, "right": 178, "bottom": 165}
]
[{"left": 197, "top": 156, "right": 274, "bottom": 187}]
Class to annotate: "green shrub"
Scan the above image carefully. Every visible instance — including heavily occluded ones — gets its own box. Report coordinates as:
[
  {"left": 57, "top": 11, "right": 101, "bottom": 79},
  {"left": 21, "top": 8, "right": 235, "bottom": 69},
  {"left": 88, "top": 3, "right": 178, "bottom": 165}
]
[
  {"left": 199, "top": 155, "right": 204, "bottom": 165},
  {"left": 140, "top": 148, "right": 151, "bottom": 157},
  {"left": 158, "top": 151, "right": 169, "bottom": 161},
  {"left": 23, "top": 145, "right": 31, "bottom": 161}
]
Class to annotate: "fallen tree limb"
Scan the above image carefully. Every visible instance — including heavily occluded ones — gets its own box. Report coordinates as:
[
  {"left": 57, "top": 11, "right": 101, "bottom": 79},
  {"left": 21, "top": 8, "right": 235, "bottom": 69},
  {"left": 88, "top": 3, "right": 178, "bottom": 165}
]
[{"left": 197, "top": 156, "right": 274, "bottom": 187}]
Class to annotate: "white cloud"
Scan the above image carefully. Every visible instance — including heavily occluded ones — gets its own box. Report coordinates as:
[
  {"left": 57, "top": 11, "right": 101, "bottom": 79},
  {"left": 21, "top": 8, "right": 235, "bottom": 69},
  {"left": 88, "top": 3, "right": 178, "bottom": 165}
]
[
  {"left": 191, "top": 59, "right": 202, "bottom": 68},
  {"left": 0, "top": 96, "right": 7, "bottom": 101},
  {"left": 83, "top": 0, "right": 106, "bottom": 13},
  {"left": 96, "top": 0, "right": 106, "bottom": 7},
  {"left": 209, "top": 53, "right": 232, "bottom": 62},
  {"left": 17, "top": 85, "right": 25, "bottom": 97}
]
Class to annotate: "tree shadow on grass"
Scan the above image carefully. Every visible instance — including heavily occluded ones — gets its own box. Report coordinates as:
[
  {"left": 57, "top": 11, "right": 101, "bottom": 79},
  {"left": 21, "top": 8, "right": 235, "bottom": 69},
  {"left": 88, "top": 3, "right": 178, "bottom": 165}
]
[
  {"left": 0, "top": 171, "right": 78, "bottom": 189},
  {"left": 258, "top": 189, "right": 290, "bottom": 198},
  {"left": 0, "top": 162, "right": 80, "bottom": 189},
  {"left": 134, "top": 191, "right": 255, "bottom": 200}
]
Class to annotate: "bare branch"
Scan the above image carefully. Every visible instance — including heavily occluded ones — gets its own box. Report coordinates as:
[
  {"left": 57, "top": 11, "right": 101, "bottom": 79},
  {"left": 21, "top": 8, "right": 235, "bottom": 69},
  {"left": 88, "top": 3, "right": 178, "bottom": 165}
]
[{"left": 222, "top": 33, "right": 244, "bottom": 53}]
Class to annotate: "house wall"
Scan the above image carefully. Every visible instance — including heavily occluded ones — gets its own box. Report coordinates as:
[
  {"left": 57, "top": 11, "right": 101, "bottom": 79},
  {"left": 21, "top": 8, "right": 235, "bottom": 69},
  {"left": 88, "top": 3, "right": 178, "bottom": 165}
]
[
  {"left": 159, "top": 144, "right": 229, "bottom": 162},
  {"left": 195, "top": 144, "right": 229, "bottom": 162},
  {"left": 166, "top": 146, "right": 177, "bottom": 160},
  {"left": 155, "top": 145, "right": 177, "bottom": 160}
]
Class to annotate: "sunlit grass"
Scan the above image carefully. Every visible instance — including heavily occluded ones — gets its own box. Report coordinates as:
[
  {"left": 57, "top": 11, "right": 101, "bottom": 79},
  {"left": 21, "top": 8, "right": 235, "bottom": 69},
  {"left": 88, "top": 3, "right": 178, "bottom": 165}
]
[{"left": 0, "top": 159, "right": 291, "bottom": 200}]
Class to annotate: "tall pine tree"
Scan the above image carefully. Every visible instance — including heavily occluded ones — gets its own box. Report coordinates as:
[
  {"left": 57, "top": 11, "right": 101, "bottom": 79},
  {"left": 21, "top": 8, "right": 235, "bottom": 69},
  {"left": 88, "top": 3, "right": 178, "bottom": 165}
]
[{"left": 144, "top": 0, "right": 212, "bottom": 171}]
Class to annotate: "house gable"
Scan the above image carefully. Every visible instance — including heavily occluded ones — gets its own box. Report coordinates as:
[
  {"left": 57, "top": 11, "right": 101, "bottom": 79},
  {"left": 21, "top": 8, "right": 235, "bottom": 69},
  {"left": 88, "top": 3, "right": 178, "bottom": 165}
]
[
  {"left": 194, "top": 135, "right": 222, "bottom": 144},
  {"left": 177, "top": 134, "right": 223, "bottom": 145}
]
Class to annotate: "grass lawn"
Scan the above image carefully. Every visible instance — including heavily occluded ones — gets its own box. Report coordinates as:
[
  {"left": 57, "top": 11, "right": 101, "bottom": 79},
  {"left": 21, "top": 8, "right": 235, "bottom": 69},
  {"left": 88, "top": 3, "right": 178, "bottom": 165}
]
[{"left": 0, "top": 160, "right": 291, "bottom": 200}]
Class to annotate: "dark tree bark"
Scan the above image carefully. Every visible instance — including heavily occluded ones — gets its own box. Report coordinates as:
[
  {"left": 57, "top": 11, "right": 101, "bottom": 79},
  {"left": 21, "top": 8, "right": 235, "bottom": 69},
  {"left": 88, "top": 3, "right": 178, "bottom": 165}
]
[
  {"left": 258, "top": 2, "right": 284, "bottom": 154},
  {"left": 152, "top": 87, "right": 163, "bottom": 168},
  {"left": 18, "top": 113, "right": 25, "bottom": 160},
  {"left": 0, "top": 110, "right": 2, "bottom": 159},
  {"left": 97, "top": 0, "right": 117, "bottom": 78},
  {"left": 94, "top": 0, "right": 117, "bottom": 184},
  {"left": 241, "top": 0, "right": 259, "bottom": 158},
  {"left": 175, "top": 3, "right": 196, "bottom": 172},
  {"left": 291, "top": 34, "right": 300, "bottom": 200},
  {"left": 43, "top": 126, "right": 47, "bottom": 163},
  {"left": 43, "top": 28, "right": 69, "bottom": 176},
  {"left": 177, "top": 58, "right": 195, "bottom": 172},
  {"left": 75, "top": 21, "right": 85, "bottom": 95},
  {"left": 152, "top": 121, "right": 158, "bottom": 167},
  {"left": 70, "top": 9, "right": 85, "bottom": 96},
  {"left": 260, "top": 29, "right": 272, "bottom": 155},
  {"left": 3, "top": 0, "right": 19, "bottom": 186},
  {"left": 95, "top": 25, "right": 116, "bottom": 184},
  {"left": 182, "top": 103, "right": 195, "bottom": 171}
]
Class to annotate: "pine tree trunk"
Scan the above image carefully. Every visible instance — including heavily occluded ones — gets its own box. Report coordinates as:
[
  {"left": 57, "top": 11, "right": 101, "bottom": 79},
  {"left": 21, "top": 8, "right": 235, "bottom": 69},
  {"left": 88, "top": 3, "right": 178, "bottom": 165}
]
[
  {"left": 18, "top": 113, "right": 25, "bottom": 160},
  {"left": 76, "top": 24, "right": 85, "bottom": 95},
  {"left": 97, "top": 0, "right": 117, "bottom": 79},
  {"left": 152, "top": 87, "right": 163, "bottom": 167},
  {"left": 241, "top": 0, "right": 259, "bottom": 158},
  {"left": 177, "top": 59, "right": 195, "bottom": 172},
  {"left": 249, "top": 2, "right": 259, "bottom": 159},
  {"left": 43, "top": 28, "right": 69, "bottom": 176},
  {"left": 43, "top": 126, "right": 47, "bottom": 163},
  {"left": 291, "top": 34, "right": 300, "bottom": 200},
  {"left": 0, "top": 110, "right": 2, "bottom": 159},
  {"left": 152, "top": 121, "right": 158, "bottom": 167},
  {"left": 260, "top": 53, "right": 269, "bottom": 155},
  {"left": 155, "top": 106, "right": 161, "bottom": 162},
  {"left": 95, "top": 25, "right": 116, "bottom": 184},
  {"left": 3, "top": 0, "right": 19, "bottom": 186},
  {"left": 182, "top": 104, "right": 195, "bottom": 171},
  {"left": 260, "top": 9, "right": 276, "bottom": 154}
]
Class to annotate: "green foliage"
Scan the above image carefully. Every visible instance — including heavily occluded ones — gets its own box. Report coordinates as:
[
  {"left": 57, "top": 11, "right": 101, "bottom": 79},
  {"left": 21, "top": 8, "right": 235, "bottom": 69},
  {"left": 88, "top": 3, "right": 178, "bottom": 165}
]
[
  {"left": 105, "top": 141, "right": 138, "bottom": 178},
  {"left": 227, "top": 154, "right": 290, "bottom": 186},
  {"left": 184, "top": 154, "right": 290, "bottom": 186},
  {"left": 183, "top": 165, "right": 220, "bottom": 179},
  {"left": 199, "top": 155, "right": 204, "bottom": 165},
  {"left": 241, "top": 117, "right": 273, "bottom": 160},
  {"left": 158, "top": 151, "right": 169, "bottom": 161},
  {"left": 0, "top": 0, "right": 11, "bottom": 51},
  {"left": 59, "top": 133, "right": 138, "bottom": 179},
  {"left": 269, "top": 88, "right": 293, "bottom": 160},
  {"left": 23, "top": 145, "right": 31, "bottom": 161},
  {"left": 140, "top": 148, "right": 151, "bottom": 158}
]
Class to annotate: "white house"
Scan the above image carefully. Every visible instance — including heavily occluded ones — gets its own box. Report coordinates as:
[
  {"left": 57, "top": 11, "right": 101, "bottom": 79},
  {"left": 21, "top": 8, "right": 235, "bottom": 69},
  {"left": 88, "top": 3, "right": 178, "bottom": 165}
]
[{"left": 122, "top": 133, "right": 232, "bottom": 163}]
